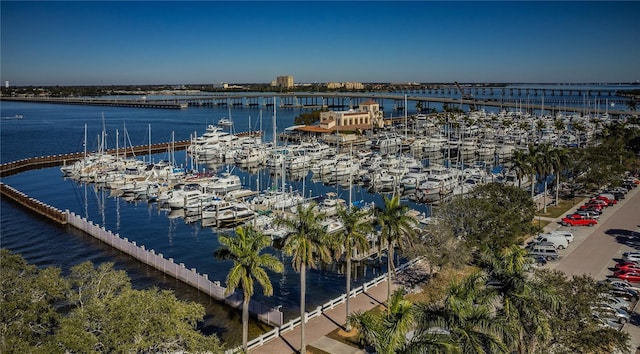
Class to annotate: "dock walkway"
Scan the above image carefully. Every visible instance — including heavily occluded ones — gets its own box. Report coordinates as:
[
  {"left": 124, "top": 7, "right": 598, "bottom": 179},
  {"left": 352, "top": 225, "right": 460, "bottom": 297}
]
[{"left": 249, "top": 277, "right": 393, "bottom": 354}]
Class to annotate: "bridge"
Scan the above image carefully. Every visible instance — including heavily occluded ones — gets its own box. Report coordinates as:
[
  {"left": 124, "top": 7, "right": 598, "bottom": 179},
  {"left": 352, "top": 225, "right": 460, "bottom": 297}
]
[{"left": 2, "top": 92, "right": 636, "bottom": 117}]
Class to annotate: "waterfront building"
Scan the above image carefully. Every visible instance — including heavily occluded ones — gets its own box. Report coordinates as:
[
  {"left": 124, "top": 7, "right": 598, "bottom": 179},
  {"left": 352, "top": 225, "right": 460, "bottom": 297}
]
[
  {"left": 326, "top": 82, "right": 364, "bottom": 90},
  {"left": 319, "top": 100, "right": 383, "bottom": 131}
]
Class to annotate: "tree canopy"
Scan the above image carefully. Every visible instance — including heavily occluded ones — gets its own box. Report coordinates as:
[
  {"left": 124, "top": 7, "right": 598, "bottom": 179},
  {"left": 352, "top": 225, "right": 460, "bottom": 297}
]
[
  {"left": 0, "top": 249, "right": 223, "bottom": 354},
  {"left": 436, "top": 183, "right": 536, "bottom": 252}
]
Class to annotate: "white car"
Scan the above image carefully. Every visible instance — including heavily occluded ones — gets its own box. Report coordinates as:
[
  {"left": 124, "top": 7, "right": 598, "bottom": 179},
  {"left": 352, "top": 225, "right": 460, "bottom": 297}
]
[
  {"left": 550, "top": 230, "right": 575, "bottom": 243},
  {"left": 623, "top": 252, "right": 640, "bottom": 263},
  {"left": 599, "top": 295, "right": 631, "bottom": 312},
  {"left": 603, "top": 279, "right": 640, "bottom": 293}
]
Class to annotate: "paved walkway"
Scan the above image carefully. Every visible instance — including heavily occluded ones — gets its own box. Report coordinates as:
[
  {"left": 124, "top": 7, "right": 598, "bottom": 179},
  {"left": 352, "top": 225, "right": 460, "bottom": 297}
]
[{"left": 250, "top": 276, "right": 394, "bottom": 354}]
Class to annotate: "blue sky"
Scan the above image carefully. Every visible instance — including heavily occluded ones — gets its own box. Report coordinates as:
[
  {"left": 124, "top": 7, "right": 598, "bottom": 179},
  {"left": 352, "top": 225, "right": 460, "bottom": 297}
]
[{"left": 1, "top": 1, "right": 639, "bottom": 86}]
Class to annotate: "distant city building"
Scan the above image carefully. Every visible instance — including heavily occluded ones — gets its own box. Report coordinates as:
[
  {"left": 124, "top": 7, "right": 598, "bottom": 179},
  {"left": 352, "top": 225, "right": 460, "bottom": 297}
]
[
  {"left": 5, "top": 81, "right": 9, "bottom": 89},
  {"left": 325, "top": 82, "right": 364, "bottom": 90},
  {"left": 273, "top": 75, "right": 294, "bottom": 89}
]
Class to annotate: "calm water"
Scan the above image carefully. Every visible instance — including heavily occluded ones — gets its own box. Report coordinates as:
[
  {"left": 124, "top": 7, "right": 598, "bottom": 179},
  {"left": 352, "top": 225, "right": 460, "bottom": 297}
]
[
  {"left": 1, "top": 86, "right": 635, "bottom": 345},
  {"left": 0, "top": 99, "right": 397, "bottom": 345}
]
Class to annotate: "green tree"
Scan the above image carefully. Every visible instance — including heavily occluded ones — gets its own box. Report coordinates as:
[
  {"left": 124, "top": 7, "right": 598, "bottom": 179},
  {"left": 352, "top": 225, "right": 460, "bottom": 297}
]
[
  {"left": 0, "top": 249, "right": 67, "bottom": 353},
  {"left": 276, "top": 202, "right": 331, "bottom": 354},
  {"left": 550, "top": 147, "right": 570, "bottom": 206},
  {"left": 348, "top": 288, "right": 416, "bottom": 354},
  {"left": 533, "top": 143, "right": 553, "bottom": 213},
  {"left": 58, "top": 261, "right": 223, "bottom": 353},
  {"left": 215, "top": 225, "right": 284, "bottom": 351},
  {"left": 510, "top": 149, "right": 532, "bottom": 189},
  {"left": 536, "top": 270, "right": 631, "bottom": 353},
  {"left": 479, "top": 246, "right": 558, "bottom": 354},
  {"left": 526, "top": 144, "right": 539, "bottom": 198},
  {"left": 334, "top": 204, "right": 373, "bottom": 331},
  {"left": 414, "top": 271, "right": 511, "bottom": 353},
  {"left": 437, "top": 183, "right": 535, "bottom": 252},
  {"left": 376, "top": 195, "right": 417, "bottom": 300}
]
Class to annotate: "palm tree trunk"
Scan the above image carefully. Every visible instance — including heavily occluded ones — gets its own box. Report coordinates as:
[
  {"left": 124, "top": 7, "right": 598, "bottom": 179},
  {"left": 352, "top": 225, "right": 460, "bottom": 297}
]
[
  {"left": 555, "top": 174, "right": 560, "bottom": 206},
  {"left": 300, "top": 265, "right": 307, "bottom": 354},
  {"left": 530, "top": 173, "right": 535, "bottom": 198},
  {"left": 387, "top": 240, "right": 394, "bottom": 300},
  {"left": 242, "top": 296, "right": 250, "bottom": 351},
  {"left": 346, "top": 255, "right": 352, "bottom": 331},
  {"left": 543, "top": 180, "right": 548, "bottom": 213}
]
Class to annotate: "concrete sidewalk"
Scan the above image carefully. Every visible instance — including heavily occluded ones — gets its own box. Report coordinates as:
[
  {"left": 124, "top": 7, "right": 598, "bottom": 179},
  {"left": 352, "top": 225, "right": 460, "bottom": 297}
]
[{"left": 250, "top": 277, "right": 394, "bottom": 354}]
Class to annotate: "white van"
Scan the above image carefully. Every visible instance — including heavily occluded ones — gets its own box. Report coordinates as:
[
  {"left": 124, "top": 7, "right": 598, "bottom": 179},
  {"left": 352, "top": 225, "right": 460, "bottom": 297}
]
[
  {"left": 535, "top": 233, "right": 569, "bottom": 250},
  {"left": 550, "top": 230, "right": 575, "bottom": 243}
]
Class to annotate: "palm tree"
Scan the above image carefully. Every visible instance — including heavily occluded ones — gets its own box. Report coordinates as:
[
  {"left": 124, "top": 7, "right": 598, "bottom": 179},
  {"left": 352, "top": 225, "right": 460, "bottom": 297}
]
[
  {"left": 550, "top": 148, "right": 570, "bottom": 206},
  {"left": 348, "top": 287, "right": 415, "bottom": 354},
  {"left": 510, "top": 149, "right": 531, "bottom": 189},
  {"left": 376, "top": 195, "right": 417, "bottom": 300},
  {"left": 534, "top": 143, "right": 553, "bottom": 213},
  {"left": 214, "top": 225, "right": 284, "bottom": 351},
  {"left": 525, "top": 144, "right": 539, "bottom": 198},
  {"left": 414, "top": 271, "right": 512, "bottom": 354},
  {"left": 275, "top": 202, "right": 330, "bottom": 354},
  {"left": 334, "top": 204, "right": 373, "bottom": 331},
  {"left": 479, "top": 246, "right": 558, "bottom": 353}
]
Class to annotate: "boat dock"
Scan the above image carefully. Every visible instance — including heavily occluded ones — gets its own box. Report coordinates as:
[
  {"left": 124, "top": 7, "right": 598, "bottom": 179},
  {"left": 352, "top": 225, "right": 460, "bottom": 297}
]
[{"left": 0, "top": 140, "right": 191, "bottom": 178}]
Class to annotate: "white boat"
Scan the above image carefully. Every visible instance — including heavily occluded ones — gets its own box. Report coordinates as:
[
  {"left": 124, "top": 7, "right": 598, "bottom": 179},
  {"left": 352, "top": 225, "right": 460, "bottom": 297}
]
[
  {"left": 415, "top": 165, "right": 459, "bottom": 202},
  {"left": 167, "top": 190, "right": 203, "bottom": 209},
  {"left": 201, "top": 199, "right": 237, "bottom": 219},
  {"left": 216, "top": 203, "right": 256, "bottom": 225},
  {"left": 201, "top": 173, "right": 242, "bottom": 194}
]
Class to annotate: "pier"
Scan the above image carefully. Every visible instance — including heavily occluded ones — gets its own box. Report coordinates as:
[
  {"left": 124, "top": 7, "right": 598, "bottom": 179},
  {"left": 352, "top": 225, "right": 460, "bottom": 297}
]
[{"left": 0, "top": 140, "right": 191, "bottom": 177}]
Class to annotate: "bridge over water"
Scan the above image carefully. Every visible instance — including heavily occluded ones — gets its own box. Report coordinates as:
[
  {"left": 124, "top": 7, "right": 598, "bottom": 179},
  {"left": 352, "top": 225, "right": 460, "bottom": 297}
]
[{"left": 2, "top": 92, "right": 636, "bottom": 117}]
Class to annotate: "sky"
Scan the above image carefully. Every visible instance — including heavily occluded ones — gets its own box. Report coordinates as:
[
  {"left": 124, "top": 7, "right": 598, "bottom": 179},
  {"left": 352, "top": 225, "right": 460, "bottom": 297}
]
[{"left": 1, "top": 1, "right": 639, "bottom": 86}]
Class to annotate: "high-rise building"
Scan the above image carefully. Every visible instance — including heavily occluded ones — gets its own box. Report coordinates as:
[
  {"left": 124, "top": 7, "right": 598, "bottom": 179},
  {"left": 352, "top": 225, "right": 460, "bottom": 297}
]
[{"left": 275, "top": 75, "right": 294, "bottom": 89}]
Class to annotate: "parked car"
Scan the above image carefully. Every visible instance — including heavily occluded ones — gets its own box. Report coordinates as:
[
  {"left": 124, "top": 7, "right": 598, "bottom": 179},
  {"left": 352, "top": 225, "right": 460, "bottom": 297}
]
[
  {"left": 613, "top": 270, "right": 640, "bottom": 282},
  {"left": 561, "top": 214, "right": 598, "bottom": 227},
  {"left": 529, "top": 245, "right": 560, "bottom": 261},
  {"left": 598, "top": 295, "right": 631, "bottom": 312},
  {"left": 600, "top": 279, "right": 640, "bottom": 293},
  {"left": 533, "top": 233, "right": 569, "bottom": 250},
  {"left": 593, "top": 313, "right": 623, "bottom": 330},
  {"left": 579, "top": 203, "right": 604, "bottom": 212},
  {"left": 592, "top": 306, "right": 630, "bottom": 324},
  {"left": 549, "top": 230, "right": 575, "bottom": 243},
  {"left": 623, "top": 252, "right": 640, "bottom": 263},
  {"left": 574, "top": 210, "right": 600, "bottom": 219},
  {"left": 608, "top": 287, "right": 640, "bottom": 301},
  {"left": 615, "top": 261, "right": 640, "bottom": 269},
  {"left": 596, "top": 194, "right": 617, "bottom": 206}
]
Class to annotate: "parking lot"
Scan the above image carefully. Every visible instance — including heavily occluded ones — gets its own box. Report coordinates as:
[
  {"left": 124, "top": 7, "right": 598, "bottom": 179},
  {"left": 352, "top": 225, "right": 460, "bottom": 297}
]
[{"left": 536, "top": 182, "right": 640, "bottom": 349}]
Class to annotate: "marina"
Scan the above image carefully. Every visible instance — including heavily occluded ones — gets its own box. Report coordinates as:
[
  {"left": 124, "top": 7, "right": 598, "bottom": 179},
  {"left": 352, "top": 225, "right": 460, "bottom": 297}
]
[{"left": 1, "top": 87, "right": 638, "bottom": 347}]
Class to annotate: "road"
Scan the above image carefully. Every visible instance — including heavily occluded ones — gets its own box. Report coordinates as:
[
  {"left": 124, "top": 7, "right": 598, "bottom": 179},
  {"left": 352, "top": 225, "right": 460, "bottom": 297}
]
[{"left": 541, "top": 184, "right": 640, "bottom": 350}]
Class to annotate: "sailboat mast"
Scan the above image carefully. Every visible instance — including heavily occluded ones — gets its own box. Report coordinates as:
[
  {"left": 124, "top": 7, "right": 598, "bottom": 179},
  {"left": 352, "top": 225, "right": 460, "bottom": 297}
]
[
  {"left": 404, "top": 94, "right": 408, "bottom": 138},
  {"left": 273, "top": 97, "right": 277, "bottom": 146},
  {"left": 148, "top": 124, "right": 152, "bottom": 164}
]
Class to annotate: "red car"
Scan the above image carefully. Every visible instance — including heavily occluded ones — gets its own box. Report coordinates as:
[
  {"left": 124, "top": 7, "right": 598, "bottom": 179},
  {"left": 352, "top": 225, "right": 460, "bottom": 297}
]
[
  {"left": 561, "top": 214, "right": 598, "bottom": 227},
  {"left": 615, "top": 262, "right": 640, "bottom": 272},
  {"left": 614, "top": 270, "right": 640, "bottom": 282},
  {"left": 580, "top": 203, "right": 604, "bottom": 211}
]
